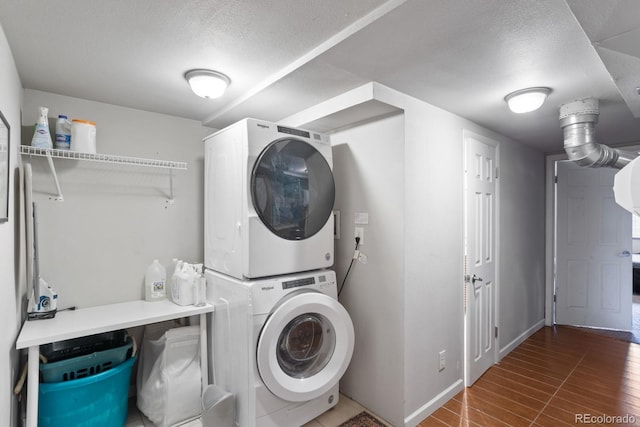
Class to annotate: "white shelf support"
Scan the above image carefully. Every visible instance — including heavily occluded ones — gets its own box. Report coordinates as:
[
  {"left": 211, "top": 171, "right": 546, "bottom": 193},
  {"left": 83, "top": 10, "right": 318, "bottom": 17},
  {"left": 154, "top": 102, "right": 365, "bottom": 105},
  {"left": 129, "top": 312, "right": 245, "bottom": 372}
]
[
  {"left": 20, "top": 146, "right": 187, "bottom": 202},
  {"left": 168, "top": 168, "right": 175, "bottom": 204},
  {"left": 25, "top": 346, "right": 39, "bottom": 427},
  {"left": 45, "top": 150, "right": 64, "bottom": 201}
]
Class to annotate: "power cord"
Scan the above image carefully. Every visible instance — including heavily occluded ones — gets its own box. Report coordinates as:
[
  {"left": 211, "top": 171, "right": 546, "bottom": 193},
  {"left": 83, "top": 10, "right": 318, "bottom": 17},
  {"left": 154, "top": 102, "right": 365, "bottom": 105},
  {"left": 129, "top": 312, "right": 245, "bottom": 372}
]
[{"left": 338, "top": 236, "right": 360, "bottom": 297}]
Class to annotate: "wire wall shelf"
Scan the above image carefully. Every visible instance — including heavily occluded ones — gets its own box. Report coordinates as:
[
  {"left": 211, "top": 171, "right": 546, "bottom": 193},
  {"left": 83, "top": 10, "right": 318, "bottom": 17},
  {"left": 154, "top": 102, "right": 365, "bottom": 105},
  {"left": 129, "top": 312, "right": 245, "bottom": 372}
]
[
  {"left": 20, "top": 145, "right": 188, "bottom": 202},
  {"left": 20, "top": 146, "right": 187, "bottom": 170}
]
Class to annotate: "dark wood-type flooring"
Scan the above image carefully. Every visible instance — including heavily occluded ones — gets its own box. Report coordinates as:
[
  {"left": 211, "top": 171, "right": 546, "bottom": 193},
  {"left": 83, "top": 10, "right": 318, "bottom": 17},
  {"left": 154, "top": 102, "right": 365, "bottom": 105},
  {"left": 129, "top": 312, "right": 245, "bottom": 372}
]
[{"left": 419, "top": 326, "right": 640, "bottom": 426}]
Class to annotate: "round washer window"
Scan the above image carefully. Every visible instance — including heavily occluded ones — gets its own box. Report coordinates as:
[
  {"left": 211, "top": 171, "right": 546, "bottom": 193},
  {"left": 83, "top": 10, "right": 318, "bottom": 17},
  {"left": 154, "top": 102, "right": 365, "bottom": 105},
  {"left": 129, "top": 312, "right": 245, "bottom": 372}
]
[
  {"left": 251, "top": 138, "right": 335, "bottom": 240},
  {"left": 277, "top": 313, "right": 335, "bottom": 379},
  {"left": 256, "top": 291, "right": 355, "bottom": 402}
]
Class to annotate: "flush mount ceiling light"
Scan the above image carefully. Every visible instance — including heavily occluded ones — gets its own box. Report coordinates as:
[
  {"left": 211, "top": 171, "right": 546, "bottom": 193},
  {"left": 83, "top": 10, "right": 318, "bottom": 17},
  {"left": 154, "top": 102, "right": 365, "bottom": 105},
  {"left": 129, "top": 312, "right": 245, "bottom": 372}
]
[
  {"left": 185, "top": 69, "right": 231, "bottom": 99},
  {"left": 504, "top": 87, "right": 552, "bottom": 113}
]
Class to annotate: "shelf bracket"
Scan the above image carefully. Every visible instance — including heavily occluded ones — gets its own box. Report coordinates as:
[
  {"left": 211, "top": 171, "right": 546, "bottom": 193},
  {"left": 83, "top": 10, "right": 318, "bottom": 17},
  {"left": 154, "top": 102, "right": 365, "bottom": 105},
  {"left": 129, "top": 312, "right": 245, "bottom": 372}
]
[
  {"left": 45, "top": 151, "right": 64, "bottom": 201},
  {"left": 167, "top": 168, "right": 175, "bottom": 204}
]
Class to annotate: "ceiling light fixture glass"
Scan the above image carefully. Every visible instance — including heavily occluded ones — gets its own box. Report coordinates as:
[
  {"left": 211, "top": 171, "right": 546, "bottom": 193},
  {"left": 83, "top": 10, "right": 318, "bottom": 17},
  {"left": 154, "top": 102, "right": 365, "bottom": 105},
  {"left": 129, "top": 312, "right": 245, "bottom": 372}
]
[
  {"left": 504, "top": 87, "right": 551, "bottom": 113},
  {"left": 185, "top": 69, "right": 231, "bottom": 99}
]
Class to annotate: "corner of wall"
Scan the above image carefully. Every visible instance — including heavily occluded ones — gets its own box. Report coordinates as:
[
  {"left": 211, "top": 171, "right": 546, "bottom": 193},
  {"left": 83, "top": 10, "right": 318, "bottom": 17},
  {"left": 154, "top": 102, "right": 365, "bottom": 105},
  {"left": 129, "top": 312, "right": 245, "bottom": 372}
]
[
  {"left": 0, "top": 20, "right": 26, "bottom": 427},
  {"left": 499, "top": 319, "right": 545, "bottom": 360},
  {"left": 404, "top": 379, "right": 464, "bottom": 427}
]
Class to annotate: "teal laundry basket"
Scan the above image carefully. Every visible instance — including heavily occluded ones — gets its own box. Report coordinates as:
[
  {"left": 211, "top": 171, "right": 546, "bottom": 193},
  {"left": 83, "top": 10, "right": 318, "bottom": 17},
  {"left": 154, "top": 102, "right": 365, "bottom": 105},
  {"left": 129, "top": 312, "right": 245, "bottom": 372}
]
[{"left": 38, "top": 356, "right": 136, "bottom": 427}]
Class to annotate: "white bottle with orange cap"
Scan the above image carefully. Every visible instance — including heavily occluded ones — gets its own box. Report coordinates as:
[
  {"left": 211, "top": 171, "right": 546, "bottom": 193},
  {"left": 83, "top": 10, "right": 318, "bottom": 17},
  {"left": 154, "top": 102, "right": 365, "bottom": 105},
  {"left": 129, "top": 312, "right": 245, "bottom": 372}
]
[{"left": 70, "top": 119, "right": 97, "bottom": 153}]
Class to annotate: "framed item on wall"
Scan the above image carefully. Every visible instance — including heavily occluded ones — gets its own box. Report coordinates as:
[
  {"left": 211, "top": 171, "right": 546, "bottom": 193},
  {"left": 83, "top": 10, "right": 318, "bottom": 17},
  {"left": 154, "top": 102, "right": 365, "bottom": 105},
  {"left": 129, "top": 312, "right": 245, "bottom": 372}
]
[{"left": 0, "top": 110, "right": 9, "bottom": 223}]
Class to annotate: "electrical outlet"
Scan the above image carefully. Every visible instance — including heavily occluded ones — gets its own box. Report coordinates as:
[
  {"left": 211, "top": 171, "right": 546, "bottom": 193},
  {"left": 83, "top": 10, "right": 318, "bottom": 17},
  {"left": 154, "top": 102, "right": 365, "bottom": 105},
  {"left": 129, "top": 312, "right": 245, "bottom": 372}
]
[
  {"left": 355, "top": 227, "right": 364, "bottom": 245},
  {"left": 438, "top": 350, "right": 446, "bottom": 371}
]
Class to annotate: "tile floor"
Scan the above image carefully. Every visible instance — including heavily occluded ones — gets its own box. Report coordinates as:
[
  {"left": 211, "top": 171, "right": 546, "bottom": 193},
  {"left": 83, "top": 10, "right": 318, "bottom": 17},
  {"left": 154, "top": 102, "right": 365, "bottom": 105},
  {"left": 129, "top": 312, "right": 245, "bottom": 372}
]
[
  {"left": 125, "top": 402, "right": 201, "bottom": 427},
  {"left": 419, "top": 325, "right": 640, "bottom": 426},
  {"left": 302, "top": 394, "right": 391, "bottom": 427},
  {"left": 126, "top": 393, "right": 391, "bottom": 427}
]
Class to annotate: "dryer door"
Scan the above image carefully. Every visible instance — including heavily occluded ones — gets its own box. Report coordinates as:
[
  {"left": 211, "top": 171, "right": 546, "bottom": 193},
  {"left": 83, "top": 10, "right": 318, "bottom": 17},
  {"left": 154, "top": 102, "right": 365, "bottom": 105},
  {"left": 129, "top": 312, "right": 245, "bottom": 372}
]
[
  {"left": 251, "top": 138, "right": 335, "bottom": 241},
  {"left": 256, "top": 291, "right": 354, "bottom": 402}
]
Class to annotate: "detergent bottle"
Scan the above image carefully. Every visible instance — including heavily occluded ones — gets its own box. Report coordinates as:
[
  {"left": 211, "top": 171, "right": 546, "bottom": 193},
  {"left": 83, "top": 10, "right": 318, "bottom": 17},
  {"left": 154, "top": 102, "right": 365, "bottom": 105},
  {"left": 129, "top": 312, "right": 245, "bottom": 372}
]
[
  {"left": 145, "top": 260, "right": 167, "bottom": 301},
  {"left": 31, "top": 107, "right": 53, "bottom": 149},
  {"left": 54, "top": 115, "right": 71, "bottom": 149}
]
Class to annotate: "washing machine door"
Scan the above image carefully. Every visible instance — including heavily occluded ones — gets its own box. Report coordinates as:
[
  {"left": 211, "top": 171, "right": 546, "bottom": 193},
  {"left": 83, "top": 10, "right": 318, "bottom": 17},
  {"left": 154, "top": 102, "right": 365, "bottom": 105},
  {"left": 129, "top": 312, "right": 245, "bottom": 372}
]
[
  {"left": 256, "top": 291, "right": 354, "bottom": 402},
  {"left": 251, "top": 138, "right": 335, "bottom": 241}
]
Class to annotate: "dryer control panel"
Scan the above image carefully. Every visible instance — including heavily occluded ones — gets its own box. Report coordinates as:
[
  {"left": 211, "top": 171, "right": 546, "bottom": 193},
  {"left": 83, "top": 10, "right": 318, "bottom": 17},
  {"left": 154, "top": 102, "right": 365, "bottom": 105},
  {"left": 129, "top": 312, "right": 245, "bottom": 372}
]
[
  {"left": 247, "top": 270, "right": 338, "bottom": 313},
  {"left": 282, "top": 273, "right": 334, "bottom": 292},
  {"left": 282, "top": 276, "right": 315, "bottom": 289}
]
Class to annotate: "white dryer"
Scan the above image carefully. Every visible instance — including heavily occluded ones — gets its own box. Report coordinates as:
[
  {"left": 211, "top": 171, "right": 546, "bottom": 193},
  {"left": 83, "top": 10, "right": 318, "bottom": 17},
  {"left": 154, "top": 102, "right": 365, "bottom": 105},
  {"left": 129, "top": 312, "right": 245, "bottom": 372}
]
[
  {"left": 207, "top": 269, "right": 354, "bottom": 427},
  {"left": 204, "top": 118, "right": 335, "bottom": 279}
]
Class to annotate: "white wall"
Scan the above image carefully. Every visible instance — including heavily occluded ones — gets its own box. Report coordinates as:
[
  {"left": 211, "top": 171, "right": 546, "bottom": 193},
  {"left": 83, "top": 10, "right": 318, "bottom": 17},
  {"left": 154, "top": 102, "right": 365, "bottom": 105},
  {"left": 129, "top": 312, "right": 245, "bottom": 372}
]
[
  {"left": 0, "top": 23, "right": 24, "bottom": 427},
  {"left": 388, "top": 88, "right": 545, "bottom": 423},
  {"left": 498, "top": 141, "right": 546, "bottom": 354},
  {"left": 331, "top": 114, "right": 405, "bottom": 425},
  {"left": 285, "top": 82, "right": 546, "bottom": 426},
  {"left": 21, "top": 90, "right": 213, "bottom": 308},
  {"left": 400, "top": 95, "right": 466, "bottom": 424},
  {"left": 326, "top": 86, "right": 468, "bottom": 425}
]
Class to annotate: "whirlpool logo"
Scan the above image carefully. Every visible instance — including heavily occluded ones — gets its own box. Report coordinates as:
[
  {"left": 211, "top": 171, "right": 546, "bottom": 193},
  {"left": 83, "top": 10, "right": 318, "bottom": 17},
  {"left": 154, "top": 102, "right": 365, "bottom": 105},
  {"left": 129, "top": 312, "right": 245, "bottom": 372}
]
[
  {"left": 256, "top": 123, "right": 270, "bottom": 129},
  {"left": 261, "top": 286, "right": 275, "bottom": 291}
]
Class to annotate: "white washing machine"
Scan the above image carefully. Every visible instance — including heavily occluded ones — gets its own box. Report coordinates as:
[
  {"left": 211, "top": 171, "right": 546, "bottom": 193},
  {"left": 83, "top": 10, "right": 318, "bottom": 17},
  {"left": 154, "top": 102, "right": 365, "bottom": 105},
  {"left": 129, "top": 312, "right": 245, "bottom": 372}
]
[
  {"left": 206, "top": 269, "right": 354, "bottom": 427},
  {"left": 204, "top": 118, "right": 335, "bottom": 280}
]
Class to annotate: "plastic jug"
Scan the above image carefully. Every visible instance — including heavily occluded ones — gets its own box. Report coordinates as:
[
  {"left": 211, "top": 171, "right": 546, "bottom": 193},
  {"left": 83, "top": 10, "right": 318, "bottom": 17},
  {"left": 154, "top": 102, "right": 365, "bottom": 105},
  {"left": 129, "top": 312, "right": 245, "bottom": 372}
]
[
  {"left": 54, "top": 115, "right": 71, "bottom": 149},
  {"left": 170, "top": 261, "right": 201, "bottom": 306},
  {"left": 70, "top": 119, "right": 96, "bottom": 153},
  {"left": 145, "top": 260, "right": 166, "bottom": 301}
]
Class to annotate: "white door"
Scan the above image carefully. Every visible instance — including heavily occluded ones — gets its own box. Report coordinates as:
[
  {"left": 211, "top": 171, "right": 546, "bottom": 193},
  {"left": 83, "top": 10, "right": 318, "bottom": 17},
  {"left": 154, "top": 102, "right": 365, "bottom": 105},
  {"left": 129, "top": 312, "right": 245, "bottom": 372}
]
[
  {"left": 463, "top": 132, "right": 498, "bottom": 386},
  {"left": 556, "top": 161, "right": 632, "bottom": 330}
]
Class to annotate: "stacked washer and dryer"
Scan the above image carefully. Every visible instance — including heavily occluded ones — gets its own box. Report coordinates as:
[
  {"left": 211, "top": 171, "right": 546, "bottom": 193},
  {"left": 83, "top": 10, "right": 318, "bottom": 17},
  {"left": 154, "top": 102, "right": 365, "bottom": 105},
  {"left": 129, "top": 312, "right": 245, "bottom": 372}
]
[{"left": 203, "top": 119, "right": 355, "bottom": 427}]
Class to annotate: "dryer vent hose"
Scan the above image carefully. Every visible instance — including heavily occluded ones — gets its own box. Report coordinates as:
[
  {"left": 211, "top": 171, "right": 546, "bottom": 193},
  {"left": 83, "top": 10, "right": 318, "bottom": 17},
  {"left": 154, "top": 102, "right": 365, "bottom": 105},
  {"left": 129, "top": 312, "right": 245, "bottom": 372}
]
[{"left": 560, "top": 98, "right": 636, "bottom": 170}]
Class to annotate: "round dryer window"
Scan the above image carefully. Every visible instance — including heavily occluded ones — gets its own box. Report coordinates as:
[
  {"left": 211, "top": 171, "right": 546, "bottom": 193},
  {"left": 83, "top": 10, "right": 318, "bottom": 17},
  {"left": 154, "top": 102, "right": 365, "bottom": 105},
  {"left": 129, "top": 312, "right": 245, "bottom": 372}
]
[
  {"left": 257, "top": 291, "right": 354, "bottom": 402},
  {"left": 251, "top": 138, "right": 335, "bottom": 240}
]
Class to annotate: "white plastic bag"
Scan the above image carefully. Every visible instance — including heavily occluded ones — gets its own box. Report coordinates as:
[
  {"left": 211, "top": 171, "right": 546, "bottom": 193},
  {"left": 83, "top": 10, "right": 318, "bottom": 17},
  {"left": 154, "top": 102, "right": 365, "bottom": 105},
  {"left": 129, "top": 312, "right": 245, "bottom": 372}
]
[{"left": 136, "top": 323, "right": 201, "bottom": 427}]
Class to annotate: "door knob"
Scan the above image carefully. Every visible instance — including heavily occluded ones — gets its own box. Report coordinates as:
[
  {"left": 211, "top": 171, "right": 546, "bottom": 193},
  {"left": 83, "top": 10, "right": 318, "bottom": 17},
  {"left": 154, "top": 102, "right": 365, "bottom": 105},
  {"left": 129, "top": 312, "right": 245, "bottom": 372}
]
[
  {"left": 618, "top": 250, "right": 631, "bottom": 257},
  {"left": 471, "top": 274, "right": 484, "bottom": 290}
]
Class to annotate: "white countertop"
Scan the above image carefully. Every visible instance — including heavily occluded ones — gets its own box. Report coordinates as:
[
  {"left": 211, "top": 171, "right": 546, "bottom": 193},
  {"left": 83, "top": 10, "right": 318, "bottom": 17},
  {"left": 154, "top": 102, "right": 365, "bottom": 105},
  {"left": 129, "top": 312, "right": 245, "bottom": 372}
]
[{"left": 16, "top": 299, "right": 214, "bottom": 349}]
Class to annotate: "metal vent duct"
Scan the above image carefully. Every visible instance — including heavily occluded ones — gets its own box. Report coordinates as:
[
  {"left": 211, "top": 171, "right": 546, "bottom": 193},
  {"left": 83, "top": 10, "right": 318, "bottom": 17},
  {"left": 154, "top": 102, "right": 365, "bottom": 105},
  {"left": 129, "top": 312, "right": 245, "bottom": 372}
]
[{"left": 559, "top": 98, "right": 637, "bottom": 170}]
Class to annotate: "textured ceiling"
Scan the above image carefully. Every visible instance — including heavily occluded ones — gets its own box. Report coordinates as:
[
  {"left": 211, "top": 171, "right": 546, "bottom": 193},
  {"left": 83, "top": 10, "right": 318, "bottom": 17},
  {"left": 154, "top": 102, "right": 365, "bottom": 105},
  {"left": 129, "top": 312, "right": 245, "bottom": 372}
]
[
  {"left": 1, "top": 0, "right": 640, "bottom": 153},
  {"left": 0, "top": 0, "right": 389, "bottom": 120},
  {"left": 567, "top": 0, "right": 640, "bottom": 120}
]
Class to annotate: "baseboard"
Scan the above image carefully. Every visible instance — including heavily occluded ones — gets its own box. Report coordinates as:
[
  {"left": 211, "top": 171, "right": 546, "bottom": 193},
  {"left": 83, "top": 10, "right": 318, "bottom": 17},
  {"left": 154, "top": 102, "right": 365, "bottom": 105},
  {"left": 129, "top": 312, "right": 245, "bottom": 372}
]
[
  {"left": 403, "top": 379, "right": 464, "bottom": 427},
  {"left": 498, "top": 319, "right": 545, "bottom": 360}
]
